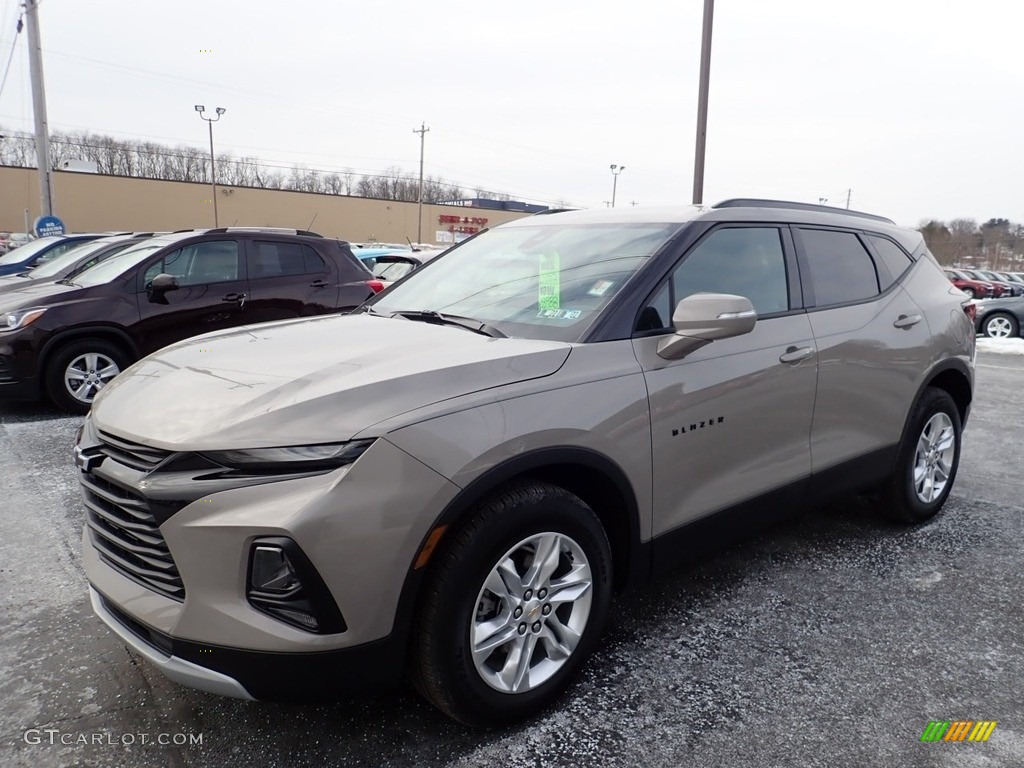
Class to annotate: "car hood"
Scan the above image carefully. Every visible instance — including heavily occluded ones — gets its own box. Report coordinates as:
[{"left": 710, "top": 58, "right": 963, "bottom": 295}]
[
  {"left": 0, "top": 279, "right": 83, "bottom": 307},
  {"left": 91, "top": 313, "right": 572, "bottom": 449}
]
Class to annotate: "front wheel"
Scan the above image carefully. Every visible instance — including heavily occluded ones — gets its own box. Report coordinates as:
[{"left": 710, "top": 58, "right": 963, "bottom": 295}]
[
  {"left": 881, "top": 388, "right": 961, "bottom": 524},
  {"left": 412, "top": 482, "right": 612, "bottom": 727},
  {"left": 45, "top": 340, "right": 130, "bottom": 414},
  {"left": 982, "top": 312, "right": 1019, "bottom": 338},
  {"left": 962, "top": 287, "right": 976, "bottom": 298}
]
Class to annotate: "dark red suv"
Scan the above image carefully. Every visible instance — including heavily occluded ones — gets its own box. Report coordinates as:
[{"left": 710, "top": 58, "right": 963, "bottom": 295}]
[{"left": 0, "top": 228, "right": 376, "bottom": 412}]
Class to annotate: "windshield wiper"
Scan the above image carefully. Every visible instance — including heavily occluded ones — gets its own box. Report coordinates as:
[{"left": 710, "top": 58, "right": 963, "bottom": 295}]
[
  {"left": 389, "top": 310, "right": 506, "bottom": 338},
  {"left": 55, "top": 278, "right": 81, "bottom": 287}
]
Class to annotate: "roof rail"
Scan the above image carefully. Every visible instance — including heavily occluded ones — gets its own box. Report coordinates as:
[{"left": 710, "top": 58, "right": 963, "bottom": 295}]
[
  {"left": 712, "top": 198, "right": 895, "bottom": 225},
  {"left": 201, "top": 225, "right": 321, "bottom": 237}
]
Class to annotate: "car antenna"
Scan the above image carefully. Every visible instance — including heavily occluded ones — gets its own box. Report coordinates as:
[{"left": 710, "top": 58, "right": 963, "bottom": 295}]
[{"left": 307, "top": 212, "right": 319, "bottom": 230}]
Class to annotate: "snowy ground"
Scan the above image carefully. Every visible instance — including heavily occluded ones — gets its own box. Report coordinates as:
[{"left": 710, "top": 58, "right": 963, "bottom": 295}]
[{"left": 976, "top": 336, "right": 1024, "bottom": 355}]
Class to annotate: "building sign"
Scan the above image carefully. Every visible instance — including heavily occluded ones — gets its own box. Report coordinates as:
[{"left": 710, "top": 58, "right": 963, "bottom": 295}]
[{"left": 438, "top": 214, "right": 488, "bottom": 236}]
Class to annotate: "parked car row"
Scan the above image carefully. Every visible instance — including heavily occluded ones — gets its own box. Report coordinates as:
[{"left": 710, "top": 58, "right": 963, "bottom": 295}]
[
  {"left": 0, "top": 228, "right": 380, "bottom": 412},
  {"left": 944, "top": 267, "right": 1024, "bottom": 299}
]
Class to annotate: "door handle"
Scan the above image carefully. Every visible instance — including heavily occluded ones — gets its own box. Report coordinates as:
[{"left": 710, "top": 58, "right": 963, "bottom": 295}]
[
  {"left": 309, "top": 279, "right": 329, "bottom": 288},
  {"left": 893, "top": 313, "right": 922, "bottom": 329},
  {"left": 779, "top": 345, "right": 815, "bottom": 364},
  {"left": 222, "top": 292, "right": 247, "bottom": 308}
]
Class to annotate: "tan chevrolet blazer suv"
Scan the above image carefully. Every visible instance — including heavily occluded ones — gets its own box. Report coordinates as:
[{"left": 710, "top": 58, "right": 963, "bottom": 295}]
[{"left": 77, "top": 199, "right": 975, "bottom": 727}]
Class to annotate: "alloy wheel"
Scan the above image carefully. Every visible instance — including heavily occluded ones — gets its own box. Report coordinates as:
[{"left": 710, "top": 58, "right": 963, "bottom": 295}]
[
  {"left": 984, "top": 315, "right": 1014, "bottom": 338},
  {"left": 913, "top": 412, "right": 956, "bottom": 504},
  {"left": 471, "top": 532, "right": 593, "bottom": 694},
  {"left": 64, "top": 352, "right": 121, "bottom": 403}
]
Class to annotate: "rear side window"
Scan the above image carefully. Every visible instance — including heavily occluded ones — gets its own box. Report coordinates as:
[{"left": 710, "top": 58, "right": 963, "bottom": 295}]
[
  {"left": 798, "top": 229, "right": 879, "bottom": 307},
  {"left": 867, "top": 236, "right": 913, "bottom": 290},
  {"left": 250, "top": 241, "right": 325, "bottom": 278}
]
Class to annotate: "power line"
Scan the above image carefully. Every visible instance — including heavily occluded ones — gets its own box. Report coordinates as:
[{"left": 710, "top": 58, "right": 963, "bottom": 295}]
[{"left": 0, "top": 12, "right": 23, "bottom": 99}]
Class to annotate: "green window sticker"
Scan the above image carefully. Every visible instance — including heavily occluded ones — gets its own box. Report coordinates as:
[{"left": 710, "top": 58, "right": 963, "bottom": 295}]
[{"left": 538, "top": 252, "right": 560, "bottom": 310}]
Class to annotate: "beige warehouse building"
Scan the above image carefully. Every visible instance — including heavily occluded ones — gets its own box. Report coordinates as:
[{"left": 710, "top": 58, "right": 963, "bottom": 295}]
[{"left": 0, "top": 165, "right": 530, "bottom": 243}]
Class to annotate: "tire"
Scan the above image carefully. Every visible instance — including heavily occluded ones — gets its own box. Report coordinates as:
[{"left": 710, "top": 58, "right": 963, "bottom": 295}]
[
  {"left": 982, "top": 312, "right": 1019, "bottom": 339},
  {"left": 962, "top": 287, "right": 976, "bottom": 298},
  {"left": 412, "top": 481, "right": 612, "bottom": 728},
  {"left": 881, "top": 388, "right": 961, "bottom": 524},
  {"left": 45, "top": 339, "right": 131, "bottom": 414}
]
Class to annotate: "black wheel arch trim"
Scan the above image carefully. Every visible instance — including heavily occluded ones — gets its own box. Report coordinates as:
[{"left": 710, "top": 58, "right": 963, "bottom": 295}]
[
  {"left": 37, "top": 326, "right": 140, "bottom": 377},
  {"left": 390, "top": 446, "right": 647, "bottom": 658},
  {"left": 905, "top": 357, "right": 973, "bottom": 436}
]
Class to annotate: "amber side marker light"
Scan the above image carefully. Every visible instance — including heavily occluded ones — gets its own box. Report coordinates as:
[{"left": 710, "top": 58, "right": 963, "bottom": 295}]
[{"left": 414, "top": 525, "right": 449, "bottom": 569}]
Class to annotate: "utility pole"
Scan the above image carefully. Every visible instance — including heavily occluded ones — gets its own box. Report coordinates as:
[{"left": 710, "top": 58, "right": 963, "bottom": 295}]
[
  {"left": 413, "top": 122, "right": 430, "bottom": 244},
  {"left": 691, "top": 0, "right": 715, "bottom": 205},
  {"left": 25, "top": 0, "right": 53, "bottom": 219},
  {"left": 845, "top": 189, "right": 851, "bottom": 209}
]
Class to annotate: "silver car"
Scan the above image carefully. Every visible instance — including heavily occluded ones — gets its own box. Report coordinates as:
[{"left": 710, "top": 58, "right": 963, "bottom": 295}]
[{"left": 79, "top": 199, "right": 975, "bottom": 727}]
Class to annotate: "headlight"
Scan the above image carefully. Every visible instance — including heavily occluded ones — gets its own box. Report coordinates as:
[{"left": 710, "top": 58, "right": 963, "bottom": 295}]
[
  {"left": 3, "top": 307, "right": 47, "bottom": 331},
  {"left": 201, "top": 439, "right": 374, "bottom": 473}
]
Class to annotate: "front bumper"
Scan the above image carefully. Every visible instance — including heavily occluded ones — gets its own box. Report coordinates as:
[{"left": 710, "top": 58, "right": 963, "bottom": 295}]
[
  {"left": 90, "top": 586, "right": 254, "bottom": 699},
  {"left": 89, "top": 586, "right": 406, "bottom": 701}
]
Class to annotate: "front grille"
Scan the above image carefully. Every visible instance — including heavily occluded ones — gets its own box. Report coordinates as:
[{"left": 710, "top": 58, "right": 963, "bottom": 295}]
[
  {"left": 0, "top": 356, "right": 14, "bottom": 384},
  {"left": 97, "top": 430, "right": 172, "bottom": 471},
  {"left": 82, "top": 470, "right": 185, "bottom": 601}
]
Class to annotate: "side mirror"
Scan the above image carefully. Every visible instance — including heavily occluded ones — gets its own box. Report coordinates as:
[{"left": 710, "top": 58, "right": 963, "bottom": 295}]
[
  {"left": 146, "top": 273, "right": 179, "bottom": 304},
  {"left": 657, "top": 293, "right": 757, "bottom": 360},
  {"left": 149, "top": 273, "right": 180, "bottom": 292}
]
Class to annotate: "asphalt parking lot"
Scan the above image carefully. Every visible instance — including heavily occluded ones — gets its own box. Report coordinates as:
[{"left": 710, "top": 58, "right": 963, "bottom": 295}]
[{"left": 1, "top": 345, "right": 1022, "bottom": 768}]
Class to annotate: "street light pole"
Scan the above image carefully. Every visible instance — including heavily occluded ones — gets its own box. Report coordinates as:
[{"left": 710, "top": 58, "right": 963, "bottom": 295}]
[
  {"left": 610, "top": 164, "right": 625, "bottom": 208},
  {"left": 692, "top": 0, "right": 715, "bottom": 205},
  {"left": 195, "top": 105, "right": 226, "bottom": 227}
]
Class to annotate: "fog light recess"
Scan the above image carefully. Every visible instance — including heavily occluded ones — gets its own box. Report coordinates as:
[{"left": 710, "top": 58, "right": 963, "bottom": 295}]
[{"left": 246, "top": 537, "right": 346, "bottom": 634}]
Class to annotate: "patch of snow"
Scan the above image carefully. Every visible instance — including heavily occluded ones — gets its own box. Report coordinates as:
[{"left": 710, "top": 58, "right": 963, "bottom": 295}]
[{"left": 976, "top": 337, "right": 1024, "bottom": 355}]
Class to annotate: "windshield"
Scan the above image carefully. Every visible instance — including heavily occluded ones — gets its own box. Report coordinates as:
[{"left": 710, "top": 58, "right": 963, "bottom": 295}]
[
  {"left": 373, "top": 221, "right": 681, "bottom": 341},
  {"left": 0, "top": 237, "right": 60, "bottom": 265},
  {"left": 70, "top": 242, "right": 165, "bottom": 286},
  {"left": 27, "top": 240, "right": 120, "bottom": 279}
]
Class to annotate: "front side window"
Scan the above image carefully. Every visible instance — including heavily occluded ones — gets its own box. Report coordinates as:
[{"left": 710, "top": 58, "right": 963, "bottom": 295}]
[
  {"left": 143, "top": 240, "right": 240, "bottom": 286},
  {"left": 798, "top": 229, "right": 879, "bottom": 307},
  {"left": 374, "top": 222, "right": 682, "bottom": 342},
  {"left": 637, "top": 227, "right": 788, "bottom": 332}
]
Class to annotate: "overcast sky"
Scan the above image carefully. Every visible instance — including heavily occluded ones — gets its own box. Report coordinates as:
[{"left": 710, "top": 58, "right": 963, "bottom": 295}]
[{"left": 0, "top": 0, "right": 1021, "bottom": 226}]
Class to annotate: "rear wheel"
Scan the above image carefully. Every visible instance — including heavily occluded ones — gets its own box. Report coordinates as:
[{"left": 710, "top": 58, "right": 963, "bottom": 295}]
[
  {"left": 412, "top": 482, "right": 612, "bottom": 727},
  {"left": 45, "top": 339, "right": 130, "bottom": 414},
  {"left": 881, "top": 388, "right": 961, "bottom": 524},
  {"left": 982, "top": 312, "right": 1019, "bottom": 338}
]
